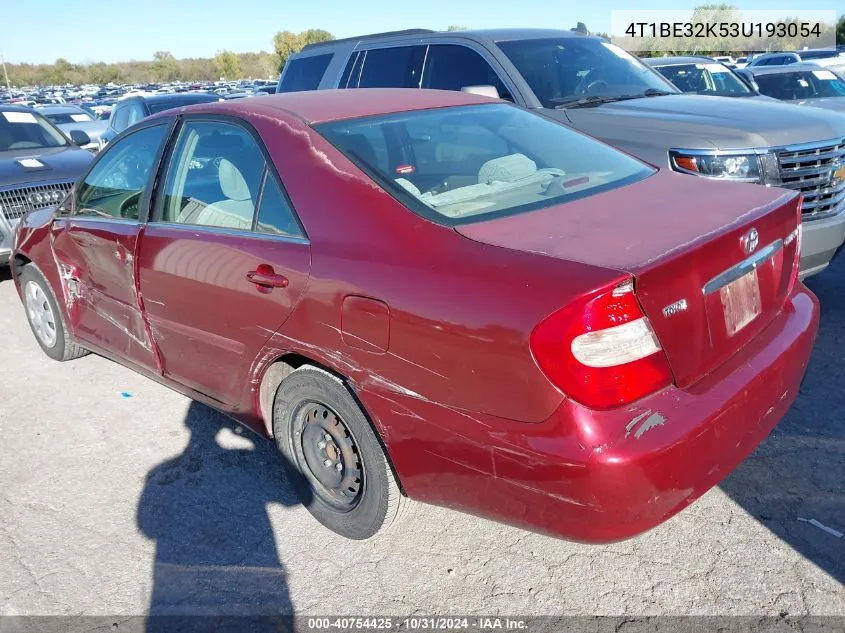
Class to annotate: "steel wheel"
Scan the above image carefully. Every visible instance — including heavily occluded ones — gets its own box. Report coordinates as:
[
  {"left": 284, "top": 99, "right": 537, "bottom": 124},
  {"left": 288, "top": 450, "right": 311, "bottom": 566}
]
[
  {"left": 24, "top": 280, "right": 58, "bottom": 349},
  {"left": 292, "top": 401, "right": 364, "bottom": 512}
]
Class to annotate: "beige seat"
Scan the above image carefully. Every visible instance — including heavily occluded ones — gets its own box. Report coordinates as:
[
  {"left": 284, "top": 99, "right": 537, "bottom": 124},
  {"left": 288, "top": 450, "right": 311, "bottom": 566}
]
[{"left": 193, "top": 159, "right": 255, "bottom": 231}]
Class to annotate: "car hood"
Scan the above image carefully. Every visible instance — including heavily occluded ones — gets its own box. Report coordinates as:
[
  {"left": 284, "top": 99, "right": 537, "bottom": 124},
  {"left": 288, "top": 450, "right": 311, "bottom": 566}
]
[
  {"left": 555, "top": 94, "right": 845, "bottom": 152},
  {"left": 55, "top": 120, "right": 108, "bottom": 142},
  {"left": 0, "top": 146, "right": 93, "bottom": 188},
  {"left": 794, "top": 97, "right": 845, "bottom": 113}
]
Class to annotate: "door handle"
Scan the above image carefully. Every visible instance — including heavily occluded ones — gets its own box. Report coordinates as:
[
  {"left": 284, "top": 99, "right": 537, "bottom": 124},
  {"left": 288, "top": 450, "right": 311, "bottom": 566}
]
[{"left": 246, "top": 264, "right": 289, "bottom": 289}]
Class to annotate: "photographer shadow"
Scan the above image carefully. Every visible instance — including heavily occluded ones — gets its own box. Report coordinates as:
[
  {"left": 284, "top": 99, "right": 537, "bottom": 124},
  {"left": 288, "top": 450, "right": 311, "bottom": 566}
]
[
  {"left": 137, "top": 400, "right": 308, "bottom": 631},
  {"left": 719, "top": 255, "right": 845, "bottom": 584}
]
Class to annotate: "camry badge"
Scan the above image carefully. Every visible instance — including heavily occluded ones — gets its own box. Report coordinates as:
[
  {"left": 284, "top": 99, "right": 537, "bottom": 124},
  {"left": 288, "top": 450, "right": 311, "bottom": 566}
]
[{"left": 741, "top": 228, "right": 759, "bottom": 256}]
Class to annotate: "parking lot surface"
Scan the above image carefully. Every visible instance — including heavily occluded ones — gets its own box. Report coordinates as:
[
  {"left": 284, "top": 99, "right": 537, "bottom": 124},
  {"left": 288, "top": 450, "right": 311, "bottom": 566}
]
[{"left": 0, "top": 261, "right": 843, "bottom": 617}]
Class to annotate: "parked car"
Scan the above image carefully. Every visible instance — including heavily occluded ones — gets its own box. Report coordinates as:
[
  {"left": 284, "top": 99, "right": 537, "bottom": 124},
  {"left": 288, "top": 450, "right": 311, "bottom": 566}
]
[
  {"left": 742, "top": 64, "right": 845, "bottom": 114},
  {"left": 644, "top": 56, "right": 771, "bottom": 99},
  {"left": 101, "top": 92, "right": 221, "bottom": 146},
  {"left": 36, "top": 104, "right": 108, "bottom": 151},
  {"left": 277, "top": 28, "right": 845, "bottom": 279},
  {"left": 11, "top": 90, "right": 817, "bottom": 542},
  {"left": 712, "top": 55, "right": 736, "bottom": 66},
  {"left": 0, "top": 105, "right": 93, "bottom": 266},
  {"left": 747, "top": 49, "right": 845, "bottom": 69}
]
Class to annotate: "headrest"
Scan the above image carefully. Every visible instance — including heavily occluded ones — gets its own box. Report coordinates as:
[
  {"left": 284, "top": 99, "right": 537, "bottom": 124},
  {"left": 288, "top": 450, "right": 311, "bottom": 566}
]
[
  {"left": 478, "top": 153, "right": 537, "bottom": 184},
  {"left": 218, "top": 158, "right": 251, "bottom": 202}
]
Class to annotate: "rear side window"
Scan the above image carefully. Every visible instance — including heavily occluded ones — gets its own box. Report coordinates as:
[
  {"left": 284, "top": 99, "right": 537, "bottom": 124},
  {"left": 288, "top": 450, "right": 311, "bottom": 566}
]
[
  {"left": 422, "top": 45, "right": 511, "bottom": 99},
  {"left": 112, "top": 105, "right": 130, "bottom": 131},
  {"left": 279, "top": 54, "right": 334, "bottom": 92},
  {"left": 357, "top": 46, "right": 426, "bottom": 88}
]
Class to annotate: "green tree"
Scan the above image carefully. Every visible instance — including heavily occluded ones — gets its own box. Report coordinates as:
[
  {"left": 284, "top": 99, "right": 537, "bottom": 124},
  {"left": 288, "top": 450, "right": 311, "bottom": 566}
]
[
  {"left": 151, "top": 51, "right": 180, "bottom": 82},
  {"left": 837, "top": 15, "right": 845, "bottom": 46},
  {"left": 272, "top": 29, "right": 334, "bottom": 72},
  {"left": 214, "top": 50, "right": 241, "bottom": 80},
  {"left": 447, "top": 25, "right": 466, "bottom": 31}
]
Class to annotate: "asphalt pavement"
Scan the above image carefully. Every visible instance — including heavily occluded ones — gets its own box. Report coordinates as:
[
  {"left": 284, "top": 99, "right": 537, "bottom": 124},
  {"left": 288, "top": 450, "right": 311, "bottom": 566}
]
[{"left": 0, "top": 258, "right": 843, "bottom": 617}]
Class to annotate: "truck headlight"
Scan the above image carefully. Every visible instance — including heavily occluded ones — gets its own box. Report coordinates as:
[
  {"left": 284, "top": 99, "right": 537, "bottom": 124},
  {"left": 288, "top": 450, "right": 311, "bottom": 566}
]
[{"left": 669, "top": 151, "right": 762, "bottom": 182}]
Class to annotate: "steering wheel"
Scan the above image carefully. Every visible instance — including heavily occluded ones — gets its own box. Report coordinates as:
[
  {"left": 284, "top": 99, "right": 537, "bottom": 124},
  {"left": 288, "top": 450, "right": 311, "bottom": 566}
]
[
  {"left": 119, "top": 191, "right": 142, "bottom": 219},
  {"left": 579, "top": 79, "right": 609, "bottom": 95}
]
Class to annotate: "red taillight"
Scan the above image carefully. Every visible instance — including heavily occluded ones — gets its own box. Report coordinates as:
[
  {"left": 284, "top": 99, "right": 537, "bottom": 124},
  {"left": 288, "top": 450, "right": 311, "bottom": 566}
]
[{"left": 530, "top": 278, "right": 673, "bottom": 410}]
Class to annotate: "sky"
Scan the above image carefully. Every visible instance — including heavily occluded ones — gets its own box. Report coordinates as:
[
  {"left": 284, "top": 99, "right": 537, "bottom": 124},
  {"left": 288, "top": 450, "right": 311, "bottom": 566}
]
[{"left": 2, "top": 0, "right": 843, "bottom": 65}]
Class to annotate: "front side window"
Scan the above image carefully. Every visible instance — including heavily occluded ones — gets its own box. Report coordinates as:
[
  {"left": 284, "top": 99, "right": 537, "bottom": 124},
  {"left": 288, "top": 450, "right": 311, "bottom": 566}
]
[
  {"left": 755, "top": 70, "right": 845, "bottom": 100},
  {"left": 356, "top": 46, "right": 426, "bottom": 88},
  {"left": 316, "top": 103, "right": 653, "bottom": 224},
  {"left": 280, "top": 54, "right": 333, "bottom": 92},
  {"left": 497, "top": 38, "right": 678, "bottom": 108},
  {"left": 159, "top": 121, "right": 266, "bottom": 230},
  {"left": 126, "top": 103, "right": 146, "bottom": 127},
  {"left": 655, "top": 63, "right": 752, "bottom": 96},
  {"left": 0, "top": 109, "right": 68, "bottom": 151},
  {"left": 422, "top": 45, "right": 511, "bottom": 98},
  {"left": 75, "top": 124, "right": 168, "bottom": 220}
]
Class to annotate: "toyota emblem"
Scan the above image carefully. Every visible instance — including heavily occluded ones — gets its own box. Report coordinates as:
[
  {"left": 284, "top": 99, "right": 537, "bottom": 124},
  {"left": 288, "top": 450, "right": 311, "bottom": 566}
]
[{"left": 741, "top": 228, "right": 759, "bottom": 256}]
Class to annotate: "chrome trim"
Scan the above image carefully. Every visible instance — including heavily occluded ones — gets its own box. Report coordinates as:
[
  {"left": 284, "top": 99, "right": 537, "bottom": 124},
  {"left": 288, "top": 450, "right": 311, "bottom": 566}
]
[
  {"left": 150, "top": 221, "right": 310, "bottom": 245},
  {"left": 703, "top": 239, "right": 783, "bottom": 296}
]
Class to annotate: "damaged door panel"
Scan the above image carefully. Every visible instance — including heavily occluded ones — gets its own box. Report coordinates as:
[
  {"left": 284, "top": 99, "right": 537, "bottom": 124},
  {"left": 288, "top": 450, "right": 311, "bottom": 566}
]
[{"left": 51, "top": 218, "right": 156, "bottom": 369}]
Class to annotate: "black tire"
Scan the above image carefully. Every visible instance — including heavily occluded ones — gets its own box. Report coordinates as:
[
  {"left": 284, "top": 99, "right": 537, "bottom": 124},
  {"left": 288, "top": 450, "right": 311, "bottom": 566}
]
[
  {"left": 19, "top": 264, "right": 88, "bottom": 362},
  {"left": 273, "top": 365, "right": 409, "bottom": 540}
]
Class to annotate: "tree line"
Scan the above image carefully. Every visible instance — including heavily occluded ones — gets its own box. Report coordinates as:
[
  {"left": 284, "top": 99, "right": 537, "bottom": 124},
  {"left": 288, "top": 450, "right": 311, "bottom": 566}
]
[{"left": 4, "top": 29, "right": 336, "bottom": 87}]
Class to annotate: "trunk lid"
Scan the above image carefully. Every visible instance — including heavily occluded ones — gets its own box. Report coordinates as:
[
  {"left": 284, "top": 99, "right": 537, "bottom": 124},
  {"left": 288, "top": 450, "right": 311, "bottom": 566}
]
[{"left": 456, "top": 170, "right": 802, "bottom": 388}]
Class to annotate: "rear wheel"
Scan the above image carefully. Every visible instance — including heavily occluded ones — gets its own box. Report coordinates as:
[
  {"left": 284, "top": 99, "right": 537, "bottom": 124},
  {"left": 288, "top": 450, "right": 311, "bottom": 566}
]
[
  {"left": 19, "top": 264, "right": 88, "bottom": 362},
  {"left": 273, "top": 366, "right": 408, "bottom": 540}
]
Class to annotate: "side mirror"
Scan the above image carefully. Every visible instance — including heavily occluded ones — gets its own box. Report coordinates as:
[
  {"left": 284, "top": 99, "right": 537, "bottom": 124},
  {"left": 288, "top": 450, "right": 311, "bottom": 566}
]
[
  {"left": 461, "top": 85, "right": 500, "bottom": 99},
  {"left": 68, "top": 130, "right": 91, "bottom": 147}
]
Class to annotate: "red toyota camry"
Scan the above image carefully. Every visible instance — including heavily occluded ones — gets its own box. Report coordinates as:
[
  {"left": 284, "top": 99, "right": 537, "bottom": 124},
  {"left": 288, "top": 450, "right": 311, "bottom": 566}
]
[{"left": 11, "top": 89, "right": 817, "bottom": 542}]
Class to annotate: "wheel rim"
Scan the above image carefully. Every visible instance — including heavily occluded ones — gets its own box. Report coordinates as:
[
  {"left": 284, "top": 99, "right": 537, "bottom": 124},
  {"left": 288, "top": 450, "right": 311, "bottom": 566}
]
[
  {"left": 292, "top": 402, "right": 364, "bottom": 511},
  {"left": 24, "top": 280, "right": 58, "bottom": 349}
]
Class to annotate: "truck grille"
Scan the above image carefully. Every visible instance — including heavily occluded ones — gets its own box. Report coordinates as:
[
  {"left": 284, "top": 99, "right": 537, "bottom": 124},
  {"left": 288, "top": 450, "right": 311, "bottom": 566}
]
[{"left": 775, "top": 138, "right": 845, "bottom": 220}]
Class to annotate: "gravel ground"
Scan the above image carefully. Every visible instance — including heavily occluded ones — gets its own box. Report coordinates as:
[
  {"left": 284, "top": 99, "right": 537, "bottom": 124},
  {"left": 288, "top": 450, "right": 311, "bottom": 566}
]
[{"left": 0, "top": 259, "right": 842, "bottom": 617}]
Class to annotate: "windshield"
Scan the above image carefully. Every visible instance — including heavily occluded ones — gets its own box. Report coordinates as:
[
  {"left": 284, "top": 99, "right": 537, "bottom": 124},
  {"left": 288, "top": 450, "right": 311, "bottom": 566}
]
[
  {"left": 0, "top": 110, "right": 68, "bottom": 151},
  {"left": 497, "top": 38, "right": 678, "bottom": 108},
  {"left": 755, "top": 69, "right": 845, "bottom": 100},
  {"left": 43, "top": 111, "right": 93, "bottom": 125},
  {"left": 316, "top": 103, "right": 654, "bottom": 225},
  {"left": 654, "top": 62, "right": 752, "bottom": 96}
]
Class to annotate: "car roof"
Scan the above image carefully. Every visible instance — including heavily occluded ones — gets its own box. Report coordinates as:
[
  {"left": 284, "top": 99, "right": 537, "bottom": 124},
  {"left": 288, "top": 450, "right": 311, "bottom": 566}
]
[
  {"left": 644, "top": 56, "right": 716, "bottom": 66},
  {"left": 0, "top": 104, "right": 37, "bottom": 113},
  {"left": 128, "top": 92, "right": 219, "bottom": 105},
  {"left": 151, "top": 88, "right": 500, "bottom": 125},
  {"left": 299, "top": 27, "right": 601, "bottom": 54},
  {"left": 746, "top": 62, "right": 834, "bottom": 76}
]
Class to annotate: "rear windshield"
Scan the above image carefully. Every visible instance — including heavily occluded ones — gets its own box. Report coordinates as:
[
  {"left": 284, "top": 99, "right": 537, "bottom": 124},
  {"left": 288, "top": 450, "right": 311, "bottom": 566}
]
[
  {"left": 0, "top": 110, "right": 68, "bottom": 151},
  {"left": 315, "top": 103, "right": 653, "bottom": 225},
  {"left": 279, "top": 54, "right": 333, "bottom": 92},
  {"left": 148, "top": 95, "right": 218, "bottom": 114},
  {"left": 654, "top": 62, "right": 752, "bottom": 96},
  {"left": 755, "top": 70, "right": 845, "bottom": 100}
]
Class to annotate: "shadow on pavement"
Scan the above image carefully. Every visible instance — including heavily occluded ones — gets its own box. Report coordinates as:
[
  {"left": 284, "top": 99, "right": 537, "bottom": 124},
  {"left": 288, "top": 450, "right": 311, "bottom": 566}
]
[
  {"left": 720, "top": 254, "right": 845, "bottom": 584},
  {"left": 137, "top": 400, "right": 308, "bottom": 631}
]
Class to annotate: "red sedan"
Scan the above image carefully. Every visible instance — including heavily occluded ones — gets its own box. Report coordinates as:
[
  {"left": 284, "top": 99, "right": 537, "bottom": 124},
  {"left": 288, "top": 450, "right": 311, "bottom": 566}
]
[{"left": 11, "top": 89, "right": 817, "bottom": 542}]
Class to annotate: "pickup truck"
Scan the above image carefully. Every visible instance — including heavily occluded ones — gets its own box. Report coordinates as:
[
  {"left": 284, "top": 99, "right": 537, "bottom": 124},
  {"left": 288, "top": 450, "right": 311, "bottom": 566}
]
[{"left": 277, "top": 28, "right": 845, "bottom": 278}]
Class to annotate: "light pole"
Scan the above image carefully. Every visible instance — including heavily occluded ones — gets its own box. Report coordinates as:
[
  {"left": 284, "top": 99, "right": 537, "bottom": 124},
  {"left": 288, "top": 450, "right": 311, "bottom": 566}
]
[{"left": 0, "top": 49, "right": 10, "bottom": 90}]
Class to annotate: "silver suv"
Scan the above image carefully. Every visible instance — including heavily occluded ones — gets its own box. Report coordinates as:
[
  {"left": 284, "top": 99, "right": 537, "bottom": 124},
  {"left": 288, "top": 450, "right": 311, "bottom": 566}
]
[{"left": 278, "top": 28, "right": 845, "bottom": 278}]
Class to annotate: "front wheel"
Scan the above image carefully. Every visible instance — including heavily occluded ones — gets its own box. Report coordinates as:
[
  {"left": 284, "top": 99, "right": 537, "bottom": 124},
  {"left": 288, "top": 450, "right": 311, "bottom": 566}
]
[
  {"left": 19, "top": 264, "right": 88, "bottom": 362},
  {"left": 273, "top": 366, "right": 409, "bottom": 540}
]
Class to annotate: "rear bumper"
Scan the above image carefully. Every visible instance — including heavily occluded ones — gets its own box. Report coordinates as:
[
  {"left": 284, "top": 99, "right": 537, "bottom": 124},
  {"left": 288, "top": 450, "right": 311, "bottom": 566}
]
[
  {"left": 799, "top": 211, "right": 845, "bottom": 279},
  {"left": 368, "top": 285, "right": 819, "bottom": 543}
]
